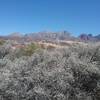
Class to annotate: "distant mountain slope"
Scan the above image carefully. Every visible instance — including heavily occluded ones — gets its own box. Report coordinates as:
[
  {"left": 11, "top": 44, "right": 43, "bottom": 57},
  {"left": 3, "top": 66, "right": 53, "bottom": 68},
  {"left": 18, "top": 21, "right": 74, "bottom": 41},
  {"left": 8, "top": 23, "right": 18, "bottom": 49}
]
[
  {"left": 24, "top": 31, "right": 77, "bottom": 41},
  {"left": 8, "top": 32, "right": 23, "bottom": 37},
  {"left": 79, "top": 33, "right": 100, "bottom": 42},
  {"left": 0, "top": 31, "right": 100, "bottom": 42}
]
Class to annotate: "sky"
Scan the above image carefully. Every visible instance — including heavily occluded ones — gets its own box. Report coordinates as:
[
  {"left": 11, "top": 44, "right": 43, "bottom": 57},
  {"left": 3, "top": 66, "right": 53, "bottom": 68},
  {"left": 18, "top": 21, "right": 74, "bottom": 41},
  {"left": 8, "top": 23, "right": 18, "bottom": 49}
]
[{"left": 0, "top": 0, "right": 100, "bottom": 36}]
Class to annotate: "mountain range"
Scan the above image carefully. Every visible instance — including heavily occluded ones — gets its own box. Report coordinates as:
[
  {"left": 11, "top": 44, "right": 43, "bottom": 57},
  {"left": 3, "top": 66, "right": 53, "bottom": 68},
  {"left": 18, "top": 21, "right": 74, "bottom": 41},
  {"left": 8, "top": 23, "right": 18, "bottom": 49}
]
[{"left": 0, "top": 31, "right": 100, "bottom": 42}]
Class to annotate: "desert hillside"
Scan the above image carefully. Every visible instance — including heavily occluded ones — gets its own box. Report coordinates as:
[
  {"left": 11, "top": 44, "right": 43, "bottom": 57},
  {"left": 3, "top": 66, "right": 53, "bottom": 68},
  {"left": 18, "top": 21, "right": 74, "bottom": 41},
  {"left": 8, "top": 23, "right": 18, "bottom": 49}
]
[{"left": 0, "top": 40, "right": 100, "bottom": 100}]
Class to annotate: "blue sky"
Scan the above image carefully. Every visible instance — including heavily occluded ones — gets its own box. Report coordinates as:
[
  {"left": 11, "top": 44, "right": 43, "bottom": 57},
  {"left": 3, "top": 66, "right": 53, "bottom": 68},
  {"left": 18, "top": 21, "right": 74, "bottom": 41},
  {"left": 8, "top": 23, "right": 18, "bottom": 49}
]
[{"left": 0, "top": 0, "right": 100, "bottom": 36}]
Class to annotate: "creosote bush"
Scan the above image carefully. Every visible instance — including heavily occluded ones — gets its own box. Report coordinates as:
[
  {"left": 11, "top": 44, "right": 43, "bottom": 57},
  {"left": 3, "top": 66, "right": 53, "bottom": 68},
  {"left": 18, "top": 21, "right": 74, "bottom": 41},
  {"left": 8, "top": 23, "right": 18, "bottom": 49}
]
[
  {"left": 22, "top": 43, "right": 40, "bottom": 56},
  {"left": 0, "top": 42, "right": 100, "bottom": 100},
  {"left": 0, "top": 40, "right": 5, "bottom": 45}
]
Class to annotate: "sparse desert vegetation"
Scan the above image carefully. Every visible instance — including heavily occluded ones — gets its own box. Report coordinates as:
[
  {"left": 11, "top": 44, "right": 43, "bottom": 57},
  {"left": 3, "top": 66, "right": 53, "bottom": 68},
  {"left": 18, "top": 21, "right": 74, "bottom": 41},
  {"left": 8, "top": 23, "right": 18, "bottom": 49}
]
[{"left": 0, "top": 41, "right": 100, "bottom": 100}]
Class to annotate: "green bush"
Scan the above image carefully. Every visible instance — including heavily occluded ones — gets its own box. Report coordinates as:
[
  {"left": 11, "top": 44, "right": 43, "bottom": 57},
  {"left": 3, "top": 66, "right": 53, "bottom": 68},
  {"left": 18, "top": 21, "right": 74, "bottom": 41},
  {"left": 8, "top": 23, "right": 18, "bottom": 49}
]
[
  {"left": 0, "top": 40, "right": 5, "bottom": 45},
  {"left": 20, "top": 43, "right": 40, "bottom": 56}
]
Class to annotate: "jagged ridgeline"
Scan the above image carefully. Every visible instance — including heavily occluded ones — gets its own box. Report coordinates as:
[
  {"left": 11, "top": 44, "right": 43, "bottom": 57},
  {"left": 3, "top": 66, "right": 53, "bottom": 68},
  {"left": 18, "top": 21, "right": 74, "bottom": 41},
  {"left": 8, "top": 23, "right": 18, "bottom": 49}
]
[
  {"left": 1, "top": 31, "right": 75, "bottom": 41},
  {"left": 1, "top": 31, "right": 100, "bottom": 42}
]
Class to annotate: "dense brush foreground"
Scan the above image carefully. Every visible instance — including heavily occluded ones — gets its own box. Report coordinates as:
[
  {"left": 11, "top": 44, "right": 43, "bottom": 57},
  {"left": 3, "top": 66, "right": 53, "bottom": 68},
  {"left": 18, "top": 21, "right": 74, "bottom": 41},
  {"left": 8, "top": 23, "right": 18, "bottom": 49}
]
[{"left": 0, "top": 41, "right": 100, "bottom": 100}]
